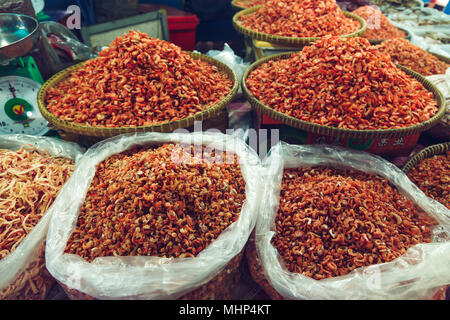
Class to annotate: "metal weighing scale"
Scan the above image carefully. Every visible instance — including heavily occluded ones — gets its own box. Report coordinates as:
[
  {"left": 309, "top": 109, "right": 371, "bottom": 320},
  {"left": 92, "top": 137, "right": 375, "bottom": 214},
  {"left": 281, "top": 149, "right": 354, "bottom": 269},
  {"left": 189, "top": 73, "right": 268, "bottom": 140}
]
[{"left": 0, "top": 13, "right": 49, "bottom": 136}]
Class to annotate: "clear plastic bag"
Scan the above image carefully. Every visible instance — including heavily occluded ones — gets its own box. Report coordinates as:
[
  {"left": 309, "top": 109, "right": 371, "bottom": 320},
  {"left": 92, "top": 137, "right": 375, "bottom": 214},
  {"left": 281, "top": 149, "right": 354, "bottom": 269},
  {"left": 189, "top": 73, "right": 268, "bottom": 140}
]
[
  {"left": 255, "top": 142, "right": 450, "bottom": 300},
  {"left": 0, "top": 134, "right": 84, "bottom": 299},
  {"left": 45, "top": 132, "right": 262, "bottom": 300},
  {"left": 40, "top": 21, "right": 98, "bottom": 62}
]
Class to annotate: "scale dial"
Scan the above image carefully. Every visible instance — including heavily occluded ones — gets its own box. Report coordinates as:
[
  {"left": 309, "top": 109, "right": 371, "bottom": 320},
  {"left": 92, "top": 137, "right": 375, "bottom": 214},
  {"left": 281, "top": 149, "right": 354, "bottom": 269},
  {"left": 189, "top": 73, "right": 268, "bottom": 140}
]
[{"left": 0, "top": 76, "right": 48, "bottom": 136}]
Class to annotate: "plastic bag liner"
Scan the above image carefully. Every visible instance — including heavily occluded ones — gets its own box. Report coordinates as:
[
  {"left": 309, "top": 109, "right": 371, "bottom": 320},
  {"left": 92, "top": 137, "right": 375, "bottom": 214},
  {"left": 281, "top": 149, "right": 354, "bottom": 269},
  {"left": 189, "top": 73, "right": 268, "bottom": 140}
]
[
  {"left": 256, "top": 142, "right": 450, "bottom": 300},
  {"left": 45, "top": 131, "right": 262, "bottom": 300},
  {"left": 0, "top": 134, "right": 84, "bottom": 294},
  {"left": 206, "top": 44, "right": 250, "bottom": 95}
]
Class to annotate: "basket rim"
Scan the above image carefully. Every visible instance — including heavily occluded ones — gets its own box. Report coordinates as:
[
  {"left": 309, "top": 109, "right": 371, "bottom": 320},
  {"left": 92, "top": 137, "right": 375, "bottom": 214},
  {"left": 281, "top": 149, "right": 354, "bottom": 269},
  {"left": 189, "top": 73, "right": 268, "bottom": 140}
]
[
  {"left": 401, "top": 142, "right": 450, "bottom": 174},
  {"left": 38, "top": 52, "right": 239, "bottom": 138},
  {"left": 242, "top": 51, "right": 446, "bottom": 139},
  {"left": 367, "top": 26, "right": 412, "bottom": 45},
  {"left": 232, "top": 6, "right": 367, "bottom": 45},
  {"left": 231, "top": 0, "right": 249, "bottom": 11}
]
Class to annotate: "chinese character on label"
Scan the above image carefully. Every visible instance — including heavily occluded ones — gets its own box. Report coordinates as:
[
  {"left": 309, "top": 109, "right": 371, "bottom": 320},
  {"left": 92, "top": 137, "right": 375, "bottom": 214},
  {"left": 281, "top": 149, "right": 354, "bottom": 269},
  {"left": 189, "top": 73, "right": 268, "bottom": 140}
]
[
  {"left": 378, "top": 138, "right": 388, "bottom": 147},
  {"left": 393, "top": 138, "right": 404, "bottom": 146}
]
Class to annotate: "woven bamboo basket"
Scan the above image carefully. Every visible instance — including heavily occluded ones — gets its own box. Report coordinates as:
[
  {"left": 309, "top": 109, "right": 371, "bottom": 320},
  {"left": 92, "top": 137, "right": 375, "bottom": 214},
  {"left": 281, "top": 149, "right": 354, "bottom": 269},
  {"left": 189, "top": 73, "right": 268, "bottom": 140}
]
[
  {"left": 232, "top": 6, "right": 367, "bottom": 46},
  {"left": 367, "top": 26, "right": 412, "bottom": 45},
  {"left": 37, "top": 52, "right": 239, "bottom": 140},
  {"left": 47, "top": 108, "right": 231, "bottom": 148},
  {"left": 402, "top": 142, "right": 450, "bottom": 174},
  {"left": 242, "top": 52, "right": 446, "bottom": 140}
]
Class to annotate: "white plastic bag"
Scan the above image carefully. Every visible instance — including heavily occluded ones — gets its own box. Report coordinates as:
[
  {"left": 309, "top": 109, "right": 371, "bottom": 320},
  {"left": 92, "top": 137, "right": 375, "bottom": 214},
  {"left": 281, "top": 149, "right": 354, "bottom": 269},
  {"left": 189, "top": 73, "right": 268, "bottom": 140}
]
[
  {"left": 0, "top": 134, "right": 84, "bottom": 298},
  {"left": 256, "top": 142, "right": 450, "bottom": 300},
  {"left": 45, "top": 131, "right": 262, "bottom": 300}
]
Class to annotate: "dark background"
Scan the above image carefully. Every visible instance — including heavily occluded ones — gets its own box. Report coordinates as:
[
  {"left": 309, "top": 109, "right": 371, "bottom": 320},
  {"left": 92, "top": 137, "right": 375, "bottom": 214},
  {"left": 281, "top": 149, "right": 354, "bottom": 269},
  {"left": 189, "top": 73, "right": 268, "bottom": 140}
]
[{"left": 42, "top": 0, "right": 246, "bottom": 55}]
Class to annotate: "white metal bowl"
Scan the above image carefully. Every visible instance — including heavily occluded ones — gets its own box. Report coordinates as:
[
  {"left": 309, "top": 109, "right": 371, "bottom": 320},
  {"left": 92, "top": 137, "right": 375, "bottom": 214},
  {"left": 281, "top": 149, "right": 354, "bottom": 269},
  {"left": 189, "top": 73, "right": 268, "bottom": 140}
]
[{"left": 0, "top": 13, "right": 40, "bottom": 62}]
